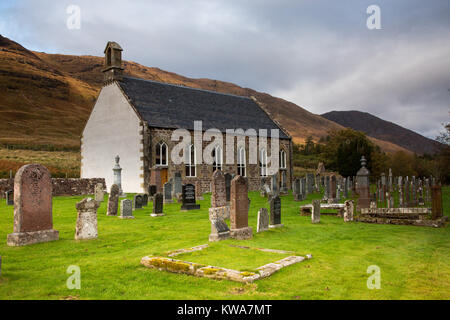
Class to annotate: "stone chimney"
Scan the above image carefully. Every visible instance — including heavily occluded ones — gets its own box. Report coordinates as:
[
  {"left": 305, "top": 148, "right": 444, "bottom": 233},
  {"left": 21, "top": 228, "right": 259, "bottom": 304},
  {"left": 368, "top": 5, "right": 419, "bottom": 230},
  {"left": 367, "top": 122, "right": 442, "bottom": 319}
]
[{"left": 103, "top": 41, "right": 124, "bottom": 83}]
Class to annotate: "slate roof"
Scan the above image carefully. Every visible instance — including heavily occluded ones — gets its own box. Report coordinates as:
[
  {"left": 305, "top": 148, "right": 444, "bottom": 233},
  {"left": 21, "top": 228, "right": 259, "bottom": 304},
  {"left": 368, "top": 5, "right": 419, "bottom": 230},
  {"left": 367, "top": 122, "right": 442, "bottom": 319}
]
[{"left": 118, "top": 76, "right": 290, "bottom": 139}]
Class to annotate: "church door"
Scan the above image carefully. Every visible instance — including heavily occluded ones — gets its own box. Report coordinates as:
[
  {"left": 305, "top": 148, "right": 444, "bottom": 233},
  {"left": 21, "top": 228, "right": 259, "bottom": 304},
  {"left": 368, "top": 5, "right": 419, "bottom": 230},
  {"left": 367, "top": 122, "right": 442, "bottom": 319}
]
[{"left": 161, "top": 168, "right": 168, "bottom": 186}]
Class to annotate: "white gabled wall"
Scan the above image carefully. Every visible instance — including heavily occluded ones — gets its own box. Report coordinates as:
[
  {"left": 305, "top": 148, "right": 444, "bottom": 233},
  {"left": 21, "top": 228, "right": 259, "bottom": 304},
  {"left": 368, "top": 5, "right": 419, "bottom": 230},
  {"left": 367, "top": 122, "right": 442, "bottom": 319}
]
[{"left": 81, "top": 82, "right": 144, "bottom": 193}]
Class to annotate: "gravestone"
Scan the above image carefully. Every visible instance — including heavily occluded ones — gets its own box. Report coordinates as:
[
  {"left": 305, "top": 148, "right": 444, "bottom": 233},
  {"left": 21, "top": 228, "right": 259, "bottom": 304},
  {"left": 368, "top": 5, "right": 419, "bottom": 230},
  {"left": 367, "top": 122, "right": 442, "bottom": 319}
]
[
  {"left": 107, "top": 184, "right": 120, "bottom": 216},
  {"left": 164, "top": 182, "right": 173, "bottom": 204},
  {"left": 7, "top": 164, "right": 59, "bottom": 246},
  {"left": 269, "top": 196, "right": 283, "bottom": 228},
  {"left": 330, "top": 175, "right": 337, "bottom": 200},
  {"left": 173, "top": 172, "right": 183, "bottom": 199},
  {"left": 142, "top": 194, "right": 149, "bottom": 207},
  {"left": 225, "top": 173, "right": 232, "bottom": 202},
  {"left": 113, "top": 155, "right": 125, "bottom": 197},
  {"left": 209, "top": 219, "right": 230, "bottom": 242},
  {"left": 5, "top": 190, "right": 13, "bottom": 206},
  {"left": 271, "top": 174, "right": 278, "bottom": 196},
  {"left": 94, "top": 183, "right": 104, "bottom": 202},
  {"left": 312, "top": 200, "right": 321, "bottom": 224},
  {"left": 148, "top": 185, "right": 157, "bottom": 197},
  {"left": 181, "top": 184, "right": 200, "bottom": 211},
  {"left": 119, "top": 199, "right": 134, "bottom": 219},
  {"left": 280, "top": 171, "right": 288, "bottom": 194},
  {"left": 344, "top": 200, "right": 354, "bottom": 222},
  {"left": 151, "top": 193, "right": 164, "bottom": 217},
  {"left": 230, "top": 176, "right": 252, "bottom": 240},
  {"left": 257, "top": 208, "right": 269, "bottom": 233},
  {"left": 356, "top": 157, "right": 370, "bottom": 210},
  {"left": 75, "top": 198, "right": 99, "bottom": 240},
  {"left": 134, "top": 194, "right": 143, "bottom": 210},
  {"left": 211, "top": 170, "right": 227, "bottom": 208},
  {"left": 195, "top": 180, "right": 204, "bottom": 201}
]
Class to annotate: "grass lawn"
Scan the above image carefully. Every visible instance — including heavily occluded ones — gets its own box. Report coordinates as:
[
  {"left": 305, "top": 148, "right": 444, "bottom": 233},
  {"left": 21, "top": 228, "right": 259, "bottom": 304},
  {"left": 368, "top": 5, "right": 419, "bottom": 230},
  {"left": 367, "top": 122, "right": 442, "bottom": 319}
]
[{"left": 0, "top": 188, "right": 448, "bottom": 300}]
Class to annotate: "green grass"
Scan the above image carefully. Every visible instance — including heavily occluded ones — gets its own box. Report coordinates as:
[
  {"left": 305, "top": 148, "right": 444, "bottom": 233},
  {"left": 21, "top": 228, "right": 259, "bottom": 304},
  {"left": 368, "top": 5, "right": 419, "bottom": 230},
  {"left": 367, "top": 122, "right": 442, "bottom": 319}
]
[{"left": 0, "top": 188, "right": 448, "bottom": 300}]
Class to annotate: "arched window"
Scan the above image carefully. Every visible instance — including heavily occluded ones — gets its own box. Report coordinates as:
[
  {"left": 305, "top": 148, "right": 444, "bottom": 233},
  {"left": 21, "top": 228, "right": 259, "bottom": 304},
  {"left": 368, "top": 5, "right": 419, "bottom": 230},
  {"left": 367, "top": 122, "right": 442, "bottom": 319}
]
[
  {"left": 260, "top": 148, "right": 267, "bottom": 177},
  {"left": 156, "top": 142, "right": 168, "bottom": 166},
  {"left": 185, "top": 144, "right": 196, "bottom": 177},
  {"left": 280, "top": 150, "right": 287, "bottom": 169},
  {"left": 212, "top": 145, "right": 223, "bottom": 172},
  {"left": 237, "top": 147, "right": 246, "bottom": 176}
]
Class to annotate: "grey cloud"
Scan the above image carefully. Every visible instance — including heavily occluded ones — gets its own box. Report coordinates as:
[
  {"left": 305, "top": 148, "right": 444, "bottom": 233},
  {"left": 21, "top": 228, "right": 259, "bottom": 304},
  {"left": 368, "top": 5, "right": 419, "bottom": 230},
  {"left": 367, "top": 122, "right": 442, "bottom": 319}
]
[{"left": 1, "top": 0, "right": 449, "bottom": 138}]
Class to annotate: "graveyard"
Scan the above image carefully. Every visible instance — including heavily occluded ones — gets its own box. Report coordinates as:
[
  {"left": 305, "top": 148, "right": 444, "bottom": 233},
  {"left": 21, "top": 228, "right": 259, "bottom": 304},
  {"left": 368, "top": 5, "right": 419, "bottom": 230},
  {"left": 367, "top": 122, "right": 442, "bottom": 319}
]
[{"left": 0, "top": 184, "right": 448, "bottom": 300}]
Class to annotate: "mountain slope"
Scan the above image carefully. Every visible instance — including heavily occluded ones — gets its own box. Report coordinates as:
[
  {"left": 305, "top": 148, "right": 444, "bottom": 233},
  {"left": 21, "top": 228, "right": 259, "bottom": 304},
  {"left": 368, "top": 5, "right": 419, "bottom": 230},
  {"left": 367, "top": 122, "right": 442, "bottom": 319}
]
[
  {"left": 322, "top": 110, "right": 441, "bottom": 155},
  {"left": 0, "top": 34, "right": 408, "bottom": 154}
]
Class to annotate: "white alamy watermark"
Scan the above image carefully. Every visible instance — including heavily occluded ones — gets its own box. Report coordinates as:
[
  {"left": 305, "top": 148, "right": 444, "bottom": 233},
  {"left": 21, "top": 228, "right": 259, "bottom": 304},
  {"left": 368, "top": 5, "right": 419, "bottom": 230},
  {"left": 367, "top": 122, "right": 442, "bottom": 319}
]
[
  {"left": 66, "top": 5, "right": 81, "bottom": 30},
  {"left": 170, "top": 121, "right": 281, "bottom": 175},
  {"left": 367, "top": 5, "right": 381, "bottom": 30},
  {"left": 367, "top": 265, "right": 381, "bottom": 289},
  {"left": 66, "top": 265, "right": 81, "bottom": 290}
]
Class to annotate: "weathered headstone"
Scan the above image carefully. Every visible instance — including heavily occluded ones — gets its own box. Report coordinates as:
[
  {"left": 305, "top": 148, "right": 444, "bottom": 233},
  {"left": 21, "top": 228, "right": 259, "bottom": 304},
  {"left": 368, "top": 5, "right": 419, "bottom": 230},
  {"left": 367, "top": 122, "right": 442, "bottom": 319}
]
[
  {"left": 7, "top": 164, "right": 59, "bottom": 246},
  {"left": 280, "top": 171, "right": 288, "bottom": 194},
  {"left": 107, "top": 184, "right": 120, "bottom": 216},
  {"left": 311, "top": 200, "right": 321, "bottom": 224},
  {"left": 164, "top": 182, "right": 173, "bottom": 203},
  {"left": 209, "top": 170, "right": 231, "bottom": 241},
  {"left": 173, "top": 172, "right": 183, "bottom": 199},
  {"left": 119, "top": 199, "right": 134, "bottom": 219},
  {"left": 271, "top": 174, "right": 278, "bottom": 196},
  {"left": 195, "top": 180, "right": 204, "bottom": 201},
  {"left": 134, "top": 194, "right": 143, "bottom": 210},
  {"left": 330, "top": 175, "right": 337, "bottom": 201},
  {"left": 257, "top": 208, "right": 269, "bottom": 233},
  {"left": 211, "top": 170, "right": 227, "bottom": 207},
  {"left": 94, "top": 183, "right": 104, "bottom": 202},
  {"left": 181, "top": 184, "right": 200, "bottom": 211},
  {"left": 75, "top": 198, "right": 99, "bottom": 240},
  {"left": 5, "top": 190, "right": 13, "bottom": 206},
  {"left": 269, "top": 196, "right": 283, "bottom": 228},
  {"left": 209, "top": 219, "right": 230, "bottom": 242},
  {"left": 344, "top": 200, "right": 354, "bottom": 222},
  {"left": 230, "top": 176, "right": 252, "bottom": 240},
  {"left": 151, "top": 193, "right": 164, "bottom": 217}
]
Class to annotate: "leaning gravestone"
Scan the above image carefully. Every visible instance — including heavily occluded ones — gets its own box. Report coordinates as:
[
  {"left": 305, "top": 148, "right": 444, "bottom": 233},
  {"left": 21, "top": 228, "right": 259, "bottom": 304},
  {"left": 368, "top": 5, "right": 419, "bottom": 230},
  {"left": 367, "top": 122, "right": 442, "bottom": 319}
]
[
  {"left": 230, "top": 176, "right": 252, "bottom": 240},
  {"left": 75, "top": 198, "right": 99, "bottom": 240},
  {"left": 134, "top": 194, "right": 143, "bottom": 210},
  {"left": 5, "top": 190, "right": 14, "bottom": 206},
  {"left": 94, "top": 183, "right": 104, "bottom": 202},
  {"left": 151, "top": 193, "right": 164, "bottom": 217},
  {"left": 181, "top": 184, "right": 201, "bottom": 211},
  {"left": 107, "top": 184, "right": 120, "bottom": 216},
  {"left": 269, "top": 196, "right": 283, "bottom": 228},
  {"left": 164, "top": 182, "right": 173, "bottom": 204},
  {"left": 312, "top": 200, "right": 321, "bottom": 224},
  {"left": 119, "top": 199, "right": 134, "bottom": 219},
  {"left": 7, "top": 164, "right": 59, "bottom": 246},
  {"left": 257, "top": 208, "right": 269, "bottom": 233}
]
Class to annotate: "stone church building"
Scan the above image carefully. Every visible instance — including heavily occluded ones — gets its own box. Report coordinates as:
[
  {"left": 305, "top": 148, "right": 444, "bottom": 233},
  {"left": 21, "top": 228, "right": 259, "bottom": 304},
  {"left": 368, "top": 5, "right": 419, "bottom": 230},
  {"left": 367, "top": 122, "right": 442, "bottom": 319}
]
[{"left": 81, "top": 42, "right": 293, "bottom": 193}]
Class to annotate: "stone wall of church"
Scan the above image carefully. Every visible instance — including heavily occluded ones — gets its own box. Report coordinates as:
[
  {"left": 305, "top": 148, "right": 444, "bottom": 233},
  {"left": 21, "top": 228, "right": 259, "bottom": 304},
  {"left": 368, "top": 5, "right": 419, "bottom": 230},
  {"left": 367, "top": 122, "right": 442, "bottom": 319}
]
[{"left": 144, "top": 128, "right": 292, "bottom": 193}]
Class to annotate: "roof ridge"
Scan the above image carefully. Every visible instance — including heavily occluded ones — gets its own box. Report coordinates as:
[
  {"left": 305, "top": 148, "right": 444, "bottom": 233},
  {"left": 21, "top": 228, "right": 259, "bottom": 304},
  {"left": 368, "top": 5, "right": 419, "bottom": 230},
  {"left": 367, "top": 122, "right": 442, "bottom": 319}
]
[{"left": 122, "top": 76, "right": 252, "bottom": 100}]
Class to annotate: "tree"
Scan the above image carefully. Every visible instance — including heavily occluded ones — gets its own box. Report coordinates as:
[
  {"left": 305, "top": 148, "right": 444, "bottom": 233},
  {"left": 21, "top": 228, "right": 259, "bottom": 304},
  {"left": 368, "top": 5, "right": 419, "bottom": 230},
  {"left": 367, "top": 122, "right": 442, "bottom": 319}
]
[
  {"left": 435, "top": 123, "right": 450, "bottom": 183},
  {"left": 322, "top": 129, "right": 375, "bottom": 177}
]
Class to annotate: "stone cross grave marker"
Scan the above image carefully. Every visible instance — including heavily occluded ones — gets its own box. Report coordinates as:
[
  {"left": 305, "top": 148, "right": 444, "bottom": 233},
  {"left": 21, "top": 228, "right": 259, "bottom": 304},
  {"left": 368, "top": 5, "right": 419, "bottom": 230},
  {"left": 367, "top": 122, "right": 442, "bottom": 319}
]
[{"left": 7, "top": 164, "right": 59, "bottom": 246}]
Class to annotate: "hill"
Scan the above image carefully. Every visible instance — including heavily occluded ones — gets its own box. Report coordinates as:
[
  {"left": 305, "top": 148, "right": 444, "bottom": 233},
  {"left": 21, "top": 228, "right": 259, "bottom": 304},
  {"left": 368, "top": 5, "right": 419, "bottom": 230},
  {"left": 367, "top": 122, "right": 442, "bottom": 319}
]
[
  {"left": 0, "top": 34, "right": 408, "bottom": 154},
  {"left": 321, "top": 111, "right": 441, "bottom": 155}
]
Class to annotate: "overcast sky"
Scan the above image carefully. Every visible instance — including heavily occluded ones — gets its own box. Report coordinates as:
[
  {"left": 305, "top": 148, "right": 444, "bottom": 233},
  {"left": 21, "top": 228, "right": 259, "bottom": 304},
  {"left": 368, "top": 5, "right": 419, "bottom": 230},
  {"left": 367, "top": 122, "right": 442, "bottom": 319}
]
[{"left": 1, "top": 0, "right": 449, "bottom": 139}]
